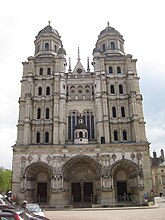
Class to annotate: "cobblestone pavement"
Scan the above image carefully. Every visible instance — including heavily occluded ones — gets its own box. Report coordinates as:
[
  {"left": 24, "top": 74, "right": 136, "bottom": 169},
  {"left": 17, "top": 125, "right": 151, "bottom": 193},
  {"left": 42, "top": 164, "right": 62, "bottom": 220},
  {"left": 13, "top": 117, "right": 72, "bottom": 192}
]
[{"left": 44, "top": 197, "right": 165, "bottom": 220}]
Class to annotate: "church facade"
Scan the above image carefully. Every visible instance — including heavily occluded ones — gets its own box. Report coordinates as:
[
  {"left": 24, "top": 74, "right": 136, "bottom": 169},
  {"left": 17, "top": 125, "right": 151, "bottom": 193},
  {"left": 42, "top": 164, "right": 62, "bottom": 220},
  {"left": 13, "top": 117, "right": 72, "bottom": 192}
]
[{"left": 12, "top": 23, "right": 152, "bottom": 207}]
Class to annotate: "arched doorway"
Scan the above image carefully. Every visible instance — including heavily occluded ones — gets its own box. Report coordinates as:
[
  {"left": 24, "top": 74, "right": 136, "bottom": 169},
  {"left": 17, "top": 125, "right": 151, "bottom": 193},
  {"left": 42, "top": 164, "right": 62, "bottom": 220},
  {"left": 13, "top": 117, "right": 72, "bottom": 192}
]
[
  {"left": 62, "top": 155, "right": 101, "bottom": 207},
  {"left": 111, "top": 159, "right": 139, "bottom": 204},
  {"left": 25, "top": 162, "right": 52, "bottom": 204}
]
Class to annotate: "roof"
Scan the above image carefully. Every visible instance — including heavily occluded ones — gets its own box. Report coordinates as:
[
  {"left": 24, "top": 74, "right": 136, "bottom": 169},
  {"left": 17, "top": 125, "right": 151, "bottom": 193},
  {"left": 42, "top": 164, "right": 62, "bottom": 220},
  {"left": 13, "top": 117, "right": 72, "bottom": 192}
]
[
  {"left": 37, "top": 25, "right": 60, "bottom": 37},
  {"left": 58, "top": 45, "right": 66, "bottom": 55},
  {"left": 98, "top": 23, "right": 122, "bottom": 38},
  {"left": 75, "top": 123, "right": 88, "bottom": 130},
  {"left": 75, "top": 118, "right": 88, "bottom": 130}
]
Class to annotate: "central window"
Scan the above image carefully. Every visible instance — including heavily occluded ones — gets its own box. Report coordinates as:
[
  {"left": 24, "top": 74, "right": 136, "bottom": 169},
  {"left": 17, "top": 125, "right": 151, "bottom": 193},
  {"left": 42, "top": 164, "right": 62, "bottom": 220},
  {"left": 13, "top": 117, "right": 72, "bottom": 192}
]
[{"left": 68, "top": 110, "right": 95, "bottom": 140}]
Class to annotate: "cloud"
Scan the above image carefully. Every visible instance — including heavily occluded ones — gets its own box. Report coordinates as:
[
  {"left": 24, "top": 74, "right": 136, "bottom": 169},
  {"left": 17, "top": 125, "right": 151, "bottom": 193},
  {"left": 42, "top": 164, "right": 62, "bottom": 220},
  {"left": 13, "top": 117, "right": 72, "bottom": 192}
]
[{"left": 0, "top": 0, "right": 165, "bottom": 169}]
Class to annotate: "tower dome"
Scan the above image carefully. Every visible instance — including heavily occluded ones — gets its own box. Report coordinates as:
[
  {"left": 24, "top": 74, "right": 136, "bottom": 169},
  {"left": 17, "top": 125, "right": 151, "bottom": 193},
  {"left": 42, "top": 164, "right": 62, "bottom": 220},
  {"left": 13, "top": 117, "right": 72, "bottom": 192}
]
[
  {"left": 37, "top": 24, "right": 60, "bottom": 37},
  {"left": 93, "top": 22, "right": 125, "bottom": 56},
  {"left": 34, "top": 22, "right": 64, "bottom": 58},
  {"left": 98, "top": 23, "right": 122, "bottom": 38}
]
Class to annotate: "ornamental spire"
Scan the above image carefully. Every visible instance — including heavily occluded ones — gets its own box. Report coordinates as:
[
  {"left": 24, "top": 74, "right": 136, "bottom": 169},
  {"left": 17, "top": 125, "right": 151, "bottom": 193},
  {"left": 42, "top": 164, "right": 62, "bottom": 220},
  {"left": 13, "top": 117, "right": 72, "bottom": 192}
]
[
  {"left": 78, "top": 47, "right": 80, "bottom": 61},
  {"left": 87, "top": 57, "right": 90, "bottom": 72},
  {"left": 68, "top": 57, "right": 72, "bottom": 72}
]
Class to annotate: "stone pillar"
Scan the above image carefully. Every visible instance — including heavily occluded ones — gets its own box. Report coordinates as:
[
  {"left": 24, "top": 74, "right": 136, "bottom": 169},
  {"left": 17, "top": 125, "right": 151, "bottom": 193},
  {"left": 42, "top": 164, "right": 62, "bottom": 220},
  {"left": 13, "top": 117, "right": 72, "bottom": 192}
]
[
  {"left": 23, "top": 95, "right": 32, "bottom": 145},
  {"left": 53, "top": 95, "right": 59, "bottom": 144}
]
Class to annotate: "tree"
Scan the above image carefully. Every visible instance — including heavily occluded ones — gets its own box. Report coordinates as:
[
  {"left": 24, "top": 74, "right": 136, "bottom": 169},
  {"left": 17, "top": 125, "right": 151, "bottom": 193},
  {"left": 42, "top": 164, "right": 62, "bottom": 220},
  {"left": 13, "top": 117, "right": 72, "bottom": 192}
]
[{"left": 0, "top": 167, "right": 12, "bottom": 194}]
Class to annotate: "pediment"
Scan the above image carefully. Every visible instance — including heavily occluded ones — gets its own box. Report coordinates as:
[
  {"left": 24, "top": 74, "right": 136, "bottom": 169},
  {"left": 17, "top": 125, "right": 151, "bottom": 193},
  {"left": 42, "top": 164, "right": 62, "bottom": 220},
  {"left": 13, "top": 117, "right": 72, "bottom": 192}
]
[{"left": 72, "top": 60, "right": 86, "bottom": 75}]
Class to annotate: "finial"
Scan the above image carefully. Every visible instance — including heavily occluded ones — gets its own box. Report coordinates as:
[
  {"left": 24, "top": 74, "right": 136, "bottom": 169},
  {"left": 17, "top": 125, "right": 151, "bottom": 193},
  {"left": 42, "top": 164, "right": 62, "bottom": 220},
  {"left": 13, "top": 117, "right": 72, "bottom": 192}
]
[
  {"left": 68, "top": 57, "right": 72, "bottom": 72},
  {"left": 48, "top": 20, "right": 51, "bottom": 26},
  {"left": 87, "top": 57, "right": 90, "bottom": 72},
  {"left": 107, "top": 21, "right": 110, "bottom": 27},
  {"left": 78, "top": 47, "right": 80, "bottom": 61}
]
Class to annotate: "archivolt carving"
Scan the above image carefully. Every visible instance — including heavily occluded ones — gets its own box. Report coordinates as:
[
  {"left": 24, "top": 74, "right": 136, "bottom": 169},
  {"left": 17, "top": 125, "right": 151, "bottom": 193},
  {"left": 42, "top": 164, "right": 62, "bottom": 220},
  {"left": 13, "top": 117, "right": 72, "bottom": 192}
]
[
  {"left": 110, "top": 159, "right": 139, "bottom": 177},
  {"left": 61, "top": 155, "right": 102, "bottom": 181}
]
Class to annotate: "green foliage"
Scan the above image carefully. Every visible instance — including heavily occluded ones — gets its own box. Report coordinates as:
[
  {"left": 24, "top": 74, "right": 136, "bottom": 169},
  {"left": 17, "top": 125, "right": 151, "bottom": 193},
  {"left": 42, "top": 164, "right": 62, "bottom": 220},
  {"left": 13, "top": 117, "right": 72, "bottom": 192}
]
[{"left": 0, "top": 167, "right": 12, "bottom": 194}]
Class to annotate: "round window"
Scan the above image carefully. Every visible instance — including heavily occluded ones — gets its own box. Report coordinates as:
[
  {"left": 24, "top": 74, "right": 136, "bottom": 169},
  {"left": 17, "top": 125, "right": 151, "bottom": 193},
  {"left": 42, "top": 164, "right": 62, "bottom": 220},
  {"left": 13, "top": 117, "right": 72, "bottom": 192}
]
[{"left": 77, "top": 68, "right": 82, "bottom": 73}]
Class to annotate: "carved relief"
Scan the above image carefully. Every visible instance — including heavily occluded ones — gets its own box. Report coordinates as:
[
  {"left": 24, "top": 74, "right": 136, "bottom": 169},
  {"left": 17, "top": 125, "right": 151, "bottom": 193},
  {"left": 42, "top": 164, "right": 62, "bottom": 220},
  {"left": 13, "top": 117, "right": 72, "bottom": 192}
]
[
  {"left": 111, "top": 153, "right": 116, "bottom": 161},
  {"left": 130, "top": 153, "right": 135, "bottom": 161},
  {"left": 27, "top": 155, "right": 33, "bottom": 163},
  {"left": 46, "top": 155, "right": 52, "bottom": 163}
]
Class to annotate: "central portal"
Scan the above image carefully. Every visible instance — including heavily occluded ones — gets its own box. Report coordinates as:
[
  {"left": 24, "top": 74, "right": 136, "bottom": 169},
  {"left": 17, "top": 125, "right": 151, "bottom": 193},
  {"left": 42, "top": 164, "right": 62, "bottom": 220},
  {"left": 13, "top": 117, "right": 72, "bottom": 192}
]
[
  {"left": 62, "top": 155, "right": 101, "bottom": 208},
  {"left": 71, "top": 182, "right": 93, "bottom": 207}
]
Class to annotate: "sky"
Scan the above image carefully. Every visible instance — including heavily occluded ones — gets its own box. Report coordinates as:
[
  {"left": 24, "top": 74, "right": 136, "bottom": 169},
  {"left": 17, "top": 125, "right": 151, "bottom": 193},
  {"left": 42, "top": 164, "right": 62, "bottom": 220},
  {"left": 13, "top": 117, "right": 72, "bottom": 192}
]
[{"left": 0, "top": 0, "right": 165, "bottom": 169}]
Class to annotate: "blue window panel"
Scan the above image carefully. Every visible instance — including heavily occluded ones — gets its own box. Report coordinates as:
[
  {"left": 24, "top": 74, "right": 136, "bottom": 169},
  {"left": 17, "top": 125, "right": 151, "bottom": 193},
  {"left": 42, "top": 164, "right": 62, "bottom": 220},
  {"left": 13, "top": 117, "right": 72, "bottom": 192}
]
[
  {"left": 68, "top": 115, "right": 71, "bottom": 139},
  {"left": 91, "top": 115, "right": 94, "bottom": 139}
]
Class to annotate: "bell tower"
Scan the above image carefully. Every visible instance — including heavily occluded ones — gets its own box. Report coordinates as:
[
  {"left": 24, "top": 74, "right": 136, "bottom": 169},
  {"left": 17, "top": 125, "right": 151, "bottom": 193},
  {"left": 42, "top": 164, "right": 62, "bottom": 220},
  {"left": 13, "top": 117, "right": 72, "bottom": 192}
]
[{"left": 34, "top": 21, "right": 62, "bottom": 58}]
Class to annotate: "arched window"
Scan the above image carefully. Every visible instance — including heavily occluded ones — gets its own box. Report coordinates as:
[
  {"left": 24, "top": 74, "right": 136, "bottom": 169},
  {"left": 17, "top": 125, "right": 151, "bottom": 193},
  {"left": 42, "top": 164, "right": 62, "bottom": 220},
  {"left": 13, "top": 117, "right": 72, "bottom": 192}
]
[
  {"left": 45, "top": 43, "right": 49, "bottom": 50},
  {"left": 85, "top": 85, "right": 91, "bottom": 99},
  {"left": 36, "top": 132, "right": 40, "bottom": 143},
  {"left": 119, "top": 84, "right": 123, "bottom": 94},
  {"left": 123, "top": 130, "right": 127, "bottom": 140},
  {"left": 54, "top": 44, "right": 57, "bottom": 52},
  {"left": 114, "top": 130, "right": 118, "bottom": 141},
  {"left": 109, "top": 66, "right": 113, "bottom": 74},
  {"left": 112, "top": 107, "right": 116, "bottom": 118},
  {"left": 68, "top": 111, "right": 80, "bottom": 140},
  {"left": 47, "top": 68, "right": 51, "bottom": 75},
  {"left": 79, "top": 131, "right": 83, "bottom": 138},
  {"left": 111, "top": 42, "right": 115, "bottom": 50},
  {"left": 39, "top": 68, "right": 43, "bottom": 75},
  {"left": 45, "top": 132, "right": 49, "bottom": 143},
  {"left": 38, "top": 87, "right": 42, "bottom": 96},
  {"left": 110, "top": 85, "right": 115, "bottom": 94},
  {"left": 68, "top": 110, "right": 94, "bottom": 141},
  {"left": 46, "top": 108, "right": 49, "bottom": 119},
  {"left": 117, "top": 66, "right": 121, "bottom": 74},
  {"left": 66, "top": 86, "right": 69, "bottom": 97},
  {"left": 83, "top": 110, "right": 95, "bottom": 140},
  {"left": 78, "top": 86, "right": 83, "bottom": 99},
  {"left": 37, "top": 108, "right": 41, "bottom": 119},
  {"left": 121, "top": 106, "right": 125, "bottom": 117},
  {"left": 46, "top": 86, "right": 50, "bottom": 95},
  {"left": 102, "top": 43, "right": 106, "bottom": 52},
  {"left": 70, "top": 86, "right": 76, "bottom": 98}
]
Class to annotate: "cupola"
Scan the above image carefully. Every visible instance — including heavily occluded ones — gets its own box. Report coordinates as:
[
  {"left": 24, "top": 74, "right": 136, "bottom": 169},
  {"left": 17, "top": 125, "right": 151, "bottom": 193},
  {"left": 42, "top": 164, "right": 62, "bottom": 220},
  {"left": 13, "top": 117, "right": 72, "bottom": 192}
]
[
  {"left": 93, "top": 22, "right": 125, "bottom": 56},
  {"left": 34, "top": 21, "right": 65, "bottom": 58}
]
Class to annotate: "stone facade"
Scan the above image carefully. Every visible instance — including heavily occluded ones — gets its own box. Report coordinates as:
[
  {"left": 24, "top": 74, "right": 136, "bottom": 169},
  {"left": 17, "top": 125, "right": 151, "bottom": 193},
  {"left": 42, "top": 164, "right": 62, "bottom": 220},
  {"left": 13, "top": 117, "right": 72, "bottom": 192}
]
[
  {"left": 151, "top": 149, "right": 165, "bottom": 196},
  {"left": 12, "top": 23, "right": 152, "bottom": 207}
]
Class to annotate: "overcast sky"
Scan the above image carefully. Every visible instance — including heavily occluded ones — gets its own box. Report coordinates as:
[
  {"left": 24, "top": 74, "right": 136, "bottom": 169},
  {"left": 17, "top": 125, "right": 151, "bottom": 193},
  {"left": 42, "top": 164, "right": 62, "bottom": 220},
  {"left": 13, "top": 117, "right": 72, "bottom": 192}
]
[{"left": 0, "top": 0, "right": 165, "bottom": 169}]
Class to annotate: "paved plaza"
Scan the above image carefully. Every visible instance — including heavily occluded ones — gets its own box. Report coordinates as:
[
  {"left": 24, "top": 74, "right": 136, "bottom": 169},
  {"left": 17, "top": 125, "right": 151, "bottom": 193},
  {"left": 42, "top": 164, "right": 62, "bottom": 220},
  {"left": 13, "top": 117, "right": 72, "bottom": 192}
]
[{"left": 44, "top": 197, "right": 165, "bottom": 220}]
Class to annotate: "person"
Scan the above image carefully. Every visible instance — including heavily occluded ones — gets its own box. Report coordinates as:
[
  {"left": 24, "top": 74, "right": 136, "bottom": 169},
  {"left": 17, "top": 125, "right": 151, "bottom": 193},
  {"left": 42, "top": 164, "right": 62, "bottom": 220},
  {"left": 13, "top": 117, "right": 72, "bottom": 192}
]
[{"left": 21, "top": 200, "right": 27, "bottom": 209}]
